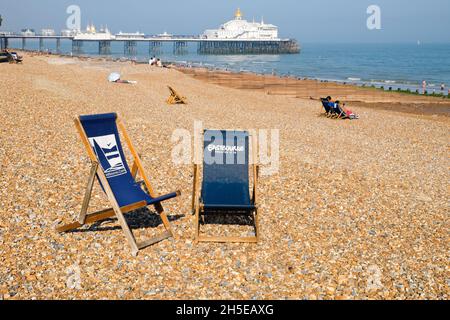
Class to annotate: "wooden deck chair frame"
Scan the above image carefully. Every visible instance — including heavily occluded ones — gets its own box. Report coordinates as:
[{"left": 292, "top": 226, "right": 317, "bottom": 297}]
[
  {"left": 191, "top": 129, "right": 260, "bottom": 244},
  {"left": 166, "top": 86, "right": 187, "bottom": 105},
  {"left": 56, "top": 116, "right": 178, "bottom": 256}
]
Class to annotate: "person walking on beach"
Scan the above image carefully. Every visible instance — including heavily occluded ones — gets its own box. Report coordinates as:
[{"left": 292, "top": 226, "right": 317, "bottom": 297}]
[
  {"left": 422, "top": 80, "right": 427, "bottom": 93},
  {"left": 441, "top": 83, "right": 445, "bottom": 91}
]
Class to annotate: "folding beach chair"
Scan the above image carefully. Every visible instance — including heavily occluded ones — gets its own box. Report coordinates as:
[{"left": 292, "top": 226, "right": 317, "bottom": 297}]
[
  {"left": 332, "top": 102, "right": 350, "bottom": 119},
  {"left": 320, "top": 98, "right": 332, "bottom": 117},
  {"left": 56, "top": 113, "right": 181, "bottom": 256},
  {"left": 166, "top": 86, "right": 187, "bottom": 105},
  {"left": 192, "top": 129, "right": 260, "bottom": 243},
  {"left": 323, "top": 100, "right": 346, "bottom": 119}
]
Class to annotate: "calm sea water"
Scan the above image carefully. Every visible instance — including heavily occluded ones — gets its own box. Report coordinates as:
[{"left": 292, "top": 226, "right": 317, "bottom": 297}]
[{"left": 9, "top": 39, "right": 450, "bottom": 91}]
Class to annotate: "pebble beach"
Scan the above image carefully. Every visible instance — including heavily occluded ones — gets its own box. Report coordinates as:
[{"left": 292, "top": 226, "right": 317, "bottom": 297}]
[{"left": 0, "top": 52, "right": 448, "bottom": 300}]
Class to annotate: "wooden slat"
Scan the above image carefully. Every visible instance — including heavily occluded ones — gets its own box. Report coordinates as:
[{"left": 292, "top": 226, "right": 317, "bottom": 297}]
[
  {"left": 131, "top": 160, "right": 139, "bottom": 179},
  {"left": 78, "top": 162, "right": 98, "bottom": 224},
  {"left": 56, "top": 201, "right": 147, "bottom": 233},
  {"left": 191, "top": 164, "right": 198, "bottom": 213},
  {"left": 95, "top": 167, "right": 139, "bottom": 255},
  {"left": 74, "top": 118, "right": 98, "bottom": 163},
  {"left": 159, "top": 212, "right": 174, "bottom": 238},
  {"left": 56, "top": 221, "right": 84, "bottom": 233},
  {"left": 252, "top": 133, "right": 259, "bottom": 205},
  {"left": 194, "top": 201, "right": 201, "bottom": 243},
  {"left": 137, "top": 231, "right": 172, "bottom": 250},
  {"left": 254, "top": 208, "right": 260, "bottom": 243},
  {"left": 117, "top": 120, "right": 157, "bottom": 198},
  {"left": 56, "top": 210, "right": 114, "bottom": 233}
]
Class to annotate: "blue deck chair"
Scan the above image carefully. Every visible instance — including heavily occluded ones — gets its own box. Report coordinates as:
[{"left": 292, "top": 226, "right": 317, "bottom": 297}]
[
  {"left": 320, "top": 98, "right": 332, "bottom": 116},
  {"left": 56, "top": 113, "right": 181, "bottom": 256},
  {"left": 331, "top": 101, "right": 349, "bottom": 119},
  {"left": 192, "top": 130, "right": 260, "bottom": 243}
]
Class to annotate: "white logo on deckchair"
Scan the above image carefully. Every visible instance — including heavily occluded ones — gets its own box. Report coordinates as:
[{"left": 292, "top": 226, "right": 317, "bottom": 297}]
[
  {"left": 207, "top": 144, "right": 244, "bottom": 154},
  {"left": 88, "top": 134, "right": 127, "bottom": 178}
]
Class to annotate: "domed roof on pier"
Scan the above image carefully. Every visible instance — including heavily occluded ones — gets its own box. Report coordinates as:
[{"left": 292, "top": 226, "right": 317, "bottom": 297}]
[
  {"left": 203, "top": 9, "right": 279, "bottom": 40},
  {"left": 235, "top": 8, "right": 243, "bottom": 20}
]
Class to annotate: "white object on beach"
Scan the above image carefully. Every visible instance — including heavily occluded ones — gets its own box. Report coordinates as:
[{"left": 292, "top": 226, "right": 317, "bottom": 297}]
[{"left": 108, "top": 72, "right": 121, "bottom": 82}]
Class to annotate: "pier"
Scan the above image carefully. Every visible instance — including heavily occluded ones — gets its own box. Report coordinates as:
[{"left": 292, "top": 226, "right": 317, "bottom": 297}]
[
  {"left": 0, "top": 34, "right": 300, "bottom": 55},
  {"left": 1, "top": 9, "right": 301, "bottom": 55}
]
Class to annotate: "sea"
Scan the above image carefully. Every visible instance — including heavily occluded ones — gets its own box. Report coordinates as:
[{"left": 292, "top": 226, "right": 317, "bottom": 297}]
[{"left": 8, "top": 39, "right": 450, "bottom": 92}]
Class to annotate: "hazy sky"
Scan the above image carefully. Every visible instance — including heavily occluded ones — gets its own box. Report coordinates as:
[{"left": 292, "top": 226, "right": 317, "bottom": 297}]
[{"left": 1, "top": 0, "right": 449, "bottom": 43}]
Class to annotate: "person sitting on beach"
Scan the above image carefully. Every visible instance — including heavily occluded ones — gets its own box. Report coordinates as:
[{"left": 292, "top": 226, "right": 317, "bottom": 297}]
[
  {"left": 333, "top": 100, "right": 359, "bottom": 119},
  {"left": 326, "top": 97, "right": 341, "bottom": 115},
  {"left": 341, "top": 103, "right": 359, "bottom": 119},
  {"left": 149, "top": 56, "right": 156, "bottom": 66},
  {"left": 156, "top": 58, "right": 163, "bottom": 67},
  {"left": 318, "top": 96, "right": 332, "bottom": 115},
  {"left": 325, "top": 96, "right": 334, "bottom": 113},
  {"left": 332, "top": 100, "right": 344, "bottom": 117}
]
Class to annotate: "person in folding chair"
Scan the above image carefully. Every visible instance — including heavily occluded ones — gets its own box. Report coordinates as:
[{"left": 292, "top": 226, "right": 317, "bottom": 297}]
[
  {"left": 56, "top": 113, "right": 181, "bottom": 256},
  {"left": 192, "top": 129, "right": 260, "bottom": 243},
  {"left": 320, "top": 96, "right": 332, "bottom": 117}
]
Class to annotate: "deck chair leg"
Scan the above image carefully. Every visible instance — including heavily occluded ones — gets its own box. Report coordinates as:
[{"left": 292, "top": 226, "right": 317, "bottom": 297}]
[
  {"left": 194, "top": 205, "right": 201, "bottom": 244},
  {"left": 154, "top": 203, "right": 174, "bottom": 237},
  {"left": 191, "top": 165, "right": 198, "bottom": 213},
  {"left": 111, "top": 204, "right": 140, "bottom": 256},
  {"left": 96, "top": 169, "right": 140, "bottom": 256},
  {"left": 254, "top": 208, "right": 260, "bottom": 242},
  {"left": 79, "top": 163, "right": 98, "bottom": 224}
]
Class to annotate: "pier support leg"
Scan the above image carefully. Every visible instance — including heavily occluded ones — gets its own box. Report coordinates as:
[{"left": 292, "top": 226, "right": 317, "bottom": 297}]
[
  {"left": 149, "top": 41, "right": 162, "bottom": 55},
  {"left": 173, "top": 41, "right": 188, "bottom": 55},
  {"left": 39, "top": 38, "right": 44, "bottom": 52},
  {"left": 56, "top": 38, "right": 61, "bottom": 53},
  {"left": 72, "top": 40, "right": 83, "bottom": 54},
  {"left": 124, "top": 41, "right": 137, "bottom": 56},
  {"left": 0, "top": 37, "right": 7, "bottom": 50},
  {"left": 99, "top": 41, "right": 111, "bottom": 55},
  {"left": 22, "top": 38, "right": 26, "bottom": 50}
]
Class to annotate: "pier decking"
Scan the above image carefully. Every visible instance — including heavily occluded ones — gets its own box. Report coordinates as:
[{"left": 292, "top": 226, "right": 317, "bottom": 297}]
[{"left": 0, "top": 34, "right": 300, "bottom": 55}]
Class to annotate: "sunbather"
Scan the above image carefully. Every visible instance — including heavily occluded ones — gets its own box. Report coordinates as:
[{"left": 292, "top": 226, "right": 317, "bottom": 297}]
[
  {"left": 319, "top": 96, "right": 333, "bottom": 116},
  {"left": 342, "top": 103, "right": 359, "bottom": 119},
  {"left": 316, "top": 96, "right": 358, "bottom": 119},
  {"left": 328, "top": 99, "right": 342, "bottom": 118},
  {"left": 334, "top": 101, "right": 359, "bottom": 119}
]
